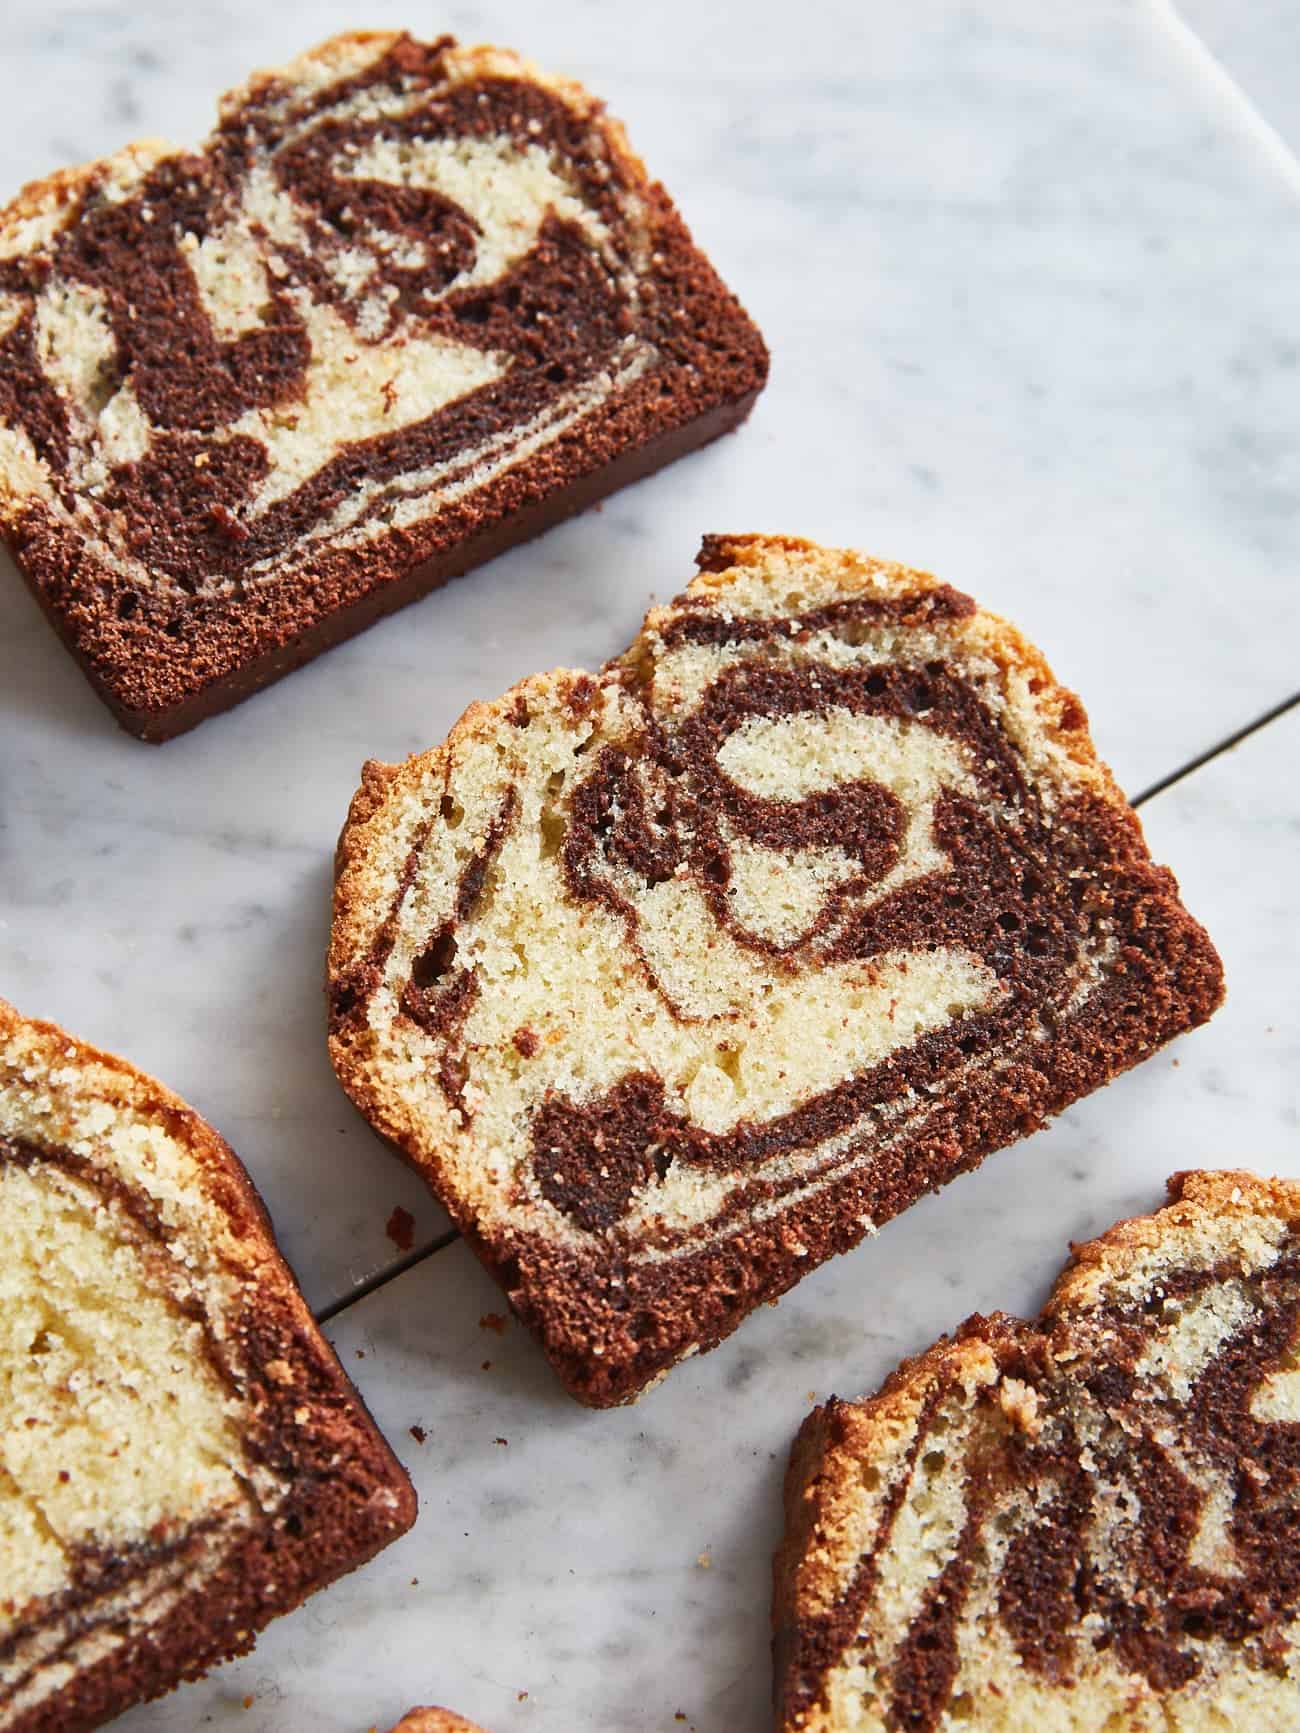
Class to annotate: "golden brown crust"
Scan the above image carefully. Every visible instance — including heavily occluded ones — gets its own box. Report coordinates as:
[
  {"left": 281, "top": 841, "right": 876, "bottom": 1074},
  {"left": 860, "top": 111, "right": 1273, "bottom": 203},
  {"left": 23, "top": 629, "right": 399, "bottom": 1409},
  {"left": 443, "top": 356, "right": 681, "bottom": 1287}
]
[
  {"left": 1045, "top": 1169, "right": 1300, "bottom": 1320},
  {"left": 0, "top": 996, "right": 274, "bottom": 1257},
  {"left": 219, "top": 30, "right": 404, "bottom": 116},
  {"left": 334, "top": 757, "right": 407, "bottom": 881},
  {"left": 772, "top": 1330, "right": 1007, "bottom": 1683},
  {"left": 388, "top": 1710, "right": 491, "bottom": 1733},
  {"left": 659, "top": 533, "right": 1119, "bottom": 805},
  {"left": 0, "top": 142, "right": 169, "bottom": 247},
  {"left": 773, "top": 1400, "right": 853, "bottom": 1684}
]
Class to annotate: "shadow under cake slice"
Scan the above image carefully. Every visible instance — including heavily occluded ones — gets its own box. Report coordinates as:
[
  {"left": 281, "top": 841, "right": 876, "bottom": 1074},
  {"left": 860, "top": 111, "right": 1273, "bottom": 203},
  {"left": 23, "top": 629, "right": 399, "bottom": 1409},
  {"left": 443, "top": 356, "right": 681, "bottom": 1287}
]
[
  {"left": 0, "top": 30, "right": 767, "bottom": 740},
  {"left": 327, "top": 533, "right": 1223, "bottom": 1407},
  {"left": 774, "top": 1171, "right": 1300, "bottom": 1731},
  {"left": 0, "top": 1000, "right": 416, "bottom": 1732}
]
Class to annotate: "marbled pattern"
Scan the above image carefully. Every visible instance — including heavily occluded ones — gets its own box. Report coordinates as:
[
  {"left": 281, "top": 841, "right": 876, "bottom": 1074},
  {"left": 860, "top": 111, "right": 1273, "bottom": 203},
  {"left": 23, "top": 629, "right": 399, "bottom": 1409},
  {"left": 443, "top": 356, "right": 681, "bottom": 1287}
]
[{"left": 0, "top": 0, "right": 1296, "bottom": 1726}]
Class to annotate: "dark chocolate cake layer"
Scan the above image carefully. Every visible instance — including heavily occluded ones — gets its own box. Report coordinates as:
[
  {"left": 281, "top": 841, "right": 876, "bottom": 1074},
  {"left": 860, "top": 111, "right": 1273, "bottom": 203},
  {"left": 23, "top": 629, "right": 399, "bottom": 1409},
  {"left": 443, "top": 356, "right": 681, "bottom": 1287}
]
[
  {"left": 328, "top": 533, "right": 1223, "bottom": 1407},
  {"left": 0, "top": 32, "right": 767, "bottom": 739},
  {"left": 0, "top": 999, "right": 415, "bottom": 1731},
  {"left": 774, "top": 1171, "right": 1300, "bottom": 1732}
]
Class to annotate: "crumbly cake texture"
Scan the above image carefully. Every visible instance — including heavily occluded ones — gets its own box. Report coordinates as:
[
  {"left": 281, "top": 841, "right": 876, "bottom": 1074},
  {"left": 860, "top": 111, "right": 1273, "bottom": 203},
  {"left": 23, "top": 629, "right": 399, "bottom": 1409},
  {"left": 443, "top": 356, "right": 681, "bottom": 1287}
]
[
  {"left": 0, "top": 1001, "right": 416, "bottom": 1733},
  {"left": 387, "top": 1710, "right": 490, "bottom": 1733},
  {"left": 0, "top": 31, "right": 767, "bottom": 741},
  {"left": 327, "top": 533, "right": 1223, "bottom": 1408},
  {"left": 773, "top": 1171, "right": 1300, "bottom": 1732}
]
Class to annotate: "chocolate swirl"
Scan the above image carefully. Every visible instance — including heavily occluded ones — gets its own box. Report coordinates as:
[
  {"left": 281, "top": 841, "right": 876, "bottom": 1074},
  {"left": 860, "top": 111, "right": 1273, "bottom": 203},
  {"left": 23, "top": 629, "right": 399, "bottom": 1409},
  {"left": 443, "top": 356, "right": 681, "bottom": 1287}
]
[
  {"left": 0, "top": 35, "right": 651, "bottom": 598},
  {"left": 528, "top": 620, "right": 1108, "bottom": 1235},
  {"left": 328, "top": 534, "right": 1222, "bottom": 1406},
  {"left": 356, "top": 571, "right": 1202, "bottom": 1263},
  {"left": 782, "top": 1224, "right": 1300, "bottom": 1731}
]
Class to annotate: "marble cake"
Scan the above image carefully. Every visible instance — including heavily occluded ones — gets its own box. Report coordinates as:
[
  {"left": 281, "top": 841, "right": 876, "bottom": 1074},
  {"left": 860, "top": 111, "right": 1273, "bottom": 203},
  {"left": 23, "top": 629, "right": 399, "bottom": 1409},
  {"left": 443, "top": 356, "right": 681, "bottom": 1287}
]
[
  {"left": 0, "top": 31, "right": 767, "bottom": 740},
  {"left": 774, "top": 1171, "right": 1300, "bottom": 1731},
  {"left": 0, "top": 1000, "right": 416, "bottom": 1731},
  {"left": 327, "top": 533, "right": 1223, "bottom": 1407}
]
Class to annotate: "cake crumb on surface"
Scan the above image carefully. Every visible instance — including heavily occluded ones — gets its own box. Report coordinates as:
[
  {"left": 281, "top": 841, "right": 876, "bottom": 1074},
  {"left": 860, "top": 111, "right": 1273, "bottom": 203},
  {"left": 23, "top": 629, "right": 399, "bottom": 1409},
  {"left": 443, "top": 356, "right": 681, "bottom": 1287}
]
[{"left": 386, "top": 1205, "right": 416, "bottom": 1251}]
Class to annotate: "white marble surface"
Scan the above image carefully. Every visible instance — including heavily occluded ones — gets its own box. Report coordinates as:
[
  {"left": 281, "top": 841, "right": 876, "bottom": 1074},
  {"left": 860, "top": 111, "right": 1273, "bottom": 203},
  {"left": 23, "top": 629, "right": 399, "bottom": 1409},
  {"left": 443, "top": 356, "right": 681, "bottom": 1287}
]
[{"left": 0, "top": 1, "right": 1296, "bottom": 1726}]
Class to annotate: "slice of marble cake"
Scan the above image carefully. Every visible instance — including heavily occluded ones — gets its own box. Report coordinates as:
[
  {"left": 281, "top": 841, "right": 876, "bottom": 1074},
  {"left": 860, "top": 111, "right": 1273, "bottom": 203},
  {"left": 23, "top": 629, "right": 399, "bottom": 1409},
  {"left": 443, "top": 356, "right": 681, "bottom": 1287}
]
[
  {"left": 327, "top": 533, "right": 1223, "bottom": 1407},
  {"left": 774, "top": 1171, "right": 1300, "bottom": 1732},
  {"left": 0, "top": 31, "right": 767, "bottom": 740},
  {"left": 0, "top": 1000, "right": 416, "bottom": 1731}
]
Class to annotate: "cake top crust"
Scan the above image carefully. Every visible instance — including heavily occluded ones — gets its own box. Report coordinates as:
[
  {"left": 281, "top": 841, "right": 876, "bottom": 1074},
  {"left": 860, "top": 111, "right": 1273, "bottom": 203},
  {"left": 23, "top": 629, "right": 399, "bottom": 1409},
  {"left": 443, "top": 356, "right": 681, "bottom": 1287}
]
[
  {"left": 774, "top": 1171, "right": 1300, "bottom": 1732},
  {"left": 388, "top": 1710, "right": 491, "bottom": 1733}
]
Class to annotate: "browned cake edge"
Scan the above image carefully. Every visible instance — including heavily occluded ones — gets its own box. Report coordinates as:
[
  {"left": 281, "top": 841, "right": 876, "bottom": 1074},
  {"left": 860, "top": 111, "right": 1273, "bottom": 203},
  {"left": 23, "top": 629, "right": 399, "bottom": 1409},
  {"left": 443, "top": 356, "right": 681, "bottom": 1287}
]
[
  {"left": 771, "top": 1320, "right": 1023, "bottom": 1730},
  {"left": 327, "top": 536, "right": 1224, "bottom": 1408},
  {"left": 388, "top": 1709, "right": 492, "bottom": 1733},
  {"left": 0, "top": 999, "right": 418, "bottom": 1733},
  {"left": 0, "top": 36, "right": 769, "bottom": 743},
  {"left": 769, "top": 1170, "right": 1300, "bottom": 1731},
  {"left": 1043, "top": 1168, "right": 1297, "bottom": 1322}
]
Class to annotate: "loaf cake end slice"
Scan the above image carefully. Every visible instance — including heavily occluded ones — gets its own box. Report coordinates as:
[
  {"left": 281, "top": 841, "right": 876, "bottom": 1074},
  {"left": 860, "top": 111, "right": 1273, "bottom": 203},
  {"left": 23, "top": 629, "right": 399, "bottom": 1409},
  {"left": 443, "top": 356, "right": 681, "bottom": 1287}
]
[
  {"left": 774, "top": 1171, "right": 1300, "bottom": 1731},
  {"left": 0, "top": 31, "right": 767, "bottom": 739},
  {"left": 328, "top": 533, "right": 1223, "bottom": 1406},
  {"left": 0, "top": 1000, "right": 416, "bottom": 1732}
]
